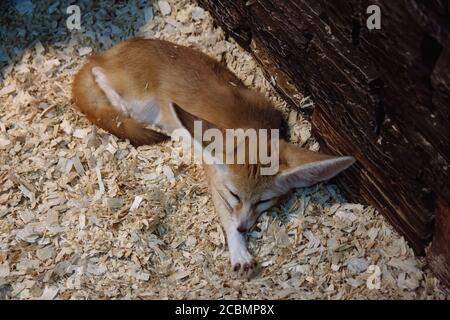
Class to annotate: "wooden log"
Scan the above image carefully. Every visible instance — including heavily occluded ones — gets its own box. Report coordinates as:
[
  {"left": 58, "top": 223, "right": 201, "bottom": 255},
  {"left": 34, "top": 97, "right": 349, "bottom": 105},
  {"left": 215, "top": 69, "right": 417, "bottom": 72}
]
[
  {"left": 198, "top": 0, "right": 450, "bottom": 284},
  {"left": 429, "top": 198, "right": 450, "bottom": 288}
]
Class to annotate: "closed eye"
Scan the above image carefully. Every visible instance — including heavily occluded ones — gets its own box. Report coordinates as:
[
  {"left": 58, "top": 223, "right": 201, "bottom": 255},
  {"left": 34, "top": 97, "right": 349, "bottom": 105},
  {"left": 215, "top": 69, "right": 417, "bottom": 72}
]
[
  {"left": 227, "top": 188, "right": 241, "bottom": 202},
  {"left": 256, "top": 198, "right": 272, "bottom": 206},
  {"left": 255, "top": 197, "right": 278, "bottom": 214}
]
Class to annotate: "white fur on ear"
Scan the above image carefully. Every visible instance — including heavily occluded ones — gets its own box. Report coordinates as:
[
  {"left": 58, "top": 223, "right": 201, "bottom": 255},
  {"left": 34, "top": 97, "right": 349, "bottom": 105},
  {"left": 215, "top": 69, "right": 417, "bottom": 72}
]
[
  {"left": 92, "top": 67, "right": 129, "bottom": 116},
  {"left": 92, "top": 67, "right": 162, "bottom": 128},
  {"left": 275, "top": 156, "right": 355, "bottom": 190}
]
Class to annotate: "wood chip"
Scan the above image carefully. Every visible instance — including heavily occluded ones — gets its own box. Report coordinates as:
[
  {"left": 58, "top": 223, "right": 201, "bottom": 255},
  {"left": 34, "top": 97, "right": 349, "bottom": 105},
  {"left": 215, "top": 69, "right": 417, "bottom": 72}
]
[
  {"left": 130, "top": 195, "right": 144, "bottom": 211},
  {"left": 0, "top": 84, "right": 16, "bottom": 97},
  {"left": 78, "top": 47, "right": 92, "bottom": 56},
  {"left": 158, "top": 1, "right": 171, "bottom": 16},
  {"left": 37, "top": 286, "right": 59, "bottom": 300}
]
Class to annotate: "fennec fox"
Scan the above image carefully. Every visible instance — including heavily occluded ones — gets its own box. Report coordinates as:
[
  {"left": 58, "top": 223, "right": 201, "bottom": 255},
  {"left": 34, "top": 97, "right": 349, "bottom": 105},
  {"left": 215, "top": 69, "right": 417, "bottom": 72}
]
[{"left": 72, "top": 38, "right": 355, "bottom": 278}]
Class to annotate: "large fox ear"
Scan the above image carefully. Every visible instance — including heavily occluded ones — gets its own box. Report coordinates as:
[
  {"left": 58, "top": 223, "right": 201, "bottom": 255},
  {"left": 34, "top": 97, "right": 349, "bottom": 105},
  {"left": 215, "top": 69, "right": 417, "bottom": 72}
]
[
  {"left": 169, "top": 102, "right": 218, "bottom": 139},
  {"left": 169, "top": 102, "right": 228, "bottom": 174},
  {"left": 275, "top": 141, "right": 355, "bottom": 190}
]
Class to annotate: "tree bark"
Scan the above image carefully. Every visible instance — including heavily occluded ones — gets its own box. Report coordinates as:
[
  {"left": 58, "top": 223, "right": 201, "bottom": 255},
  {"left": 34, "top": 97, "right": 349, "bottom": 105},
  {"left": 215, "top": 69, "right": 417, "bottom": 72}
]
[
  {"left": 429, "top": 198, "right": 450, "bottom": 288},
  {"left": 198, "top": 0, "right": 450, "bottom": 285}
]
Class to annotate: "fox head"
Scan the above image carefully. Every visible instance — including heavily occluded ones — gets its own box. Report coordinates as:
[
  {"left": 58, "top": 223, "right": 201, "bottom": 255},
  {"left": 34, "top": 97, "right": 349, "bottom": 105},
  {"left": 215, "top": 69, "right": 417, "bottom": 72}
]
[{"left": 170, "top": 103, "right": 355, "bottom": 234}]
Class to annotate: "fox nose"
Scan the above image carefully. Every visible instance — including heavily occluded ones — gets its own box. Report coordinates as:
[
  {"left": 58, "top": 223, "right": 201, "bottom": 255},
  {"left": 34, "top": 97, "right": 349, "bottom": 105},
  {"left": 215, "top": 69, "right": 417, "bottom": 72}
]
[{"left": 237, "top": 225, "right": 247, "bottom": 233}]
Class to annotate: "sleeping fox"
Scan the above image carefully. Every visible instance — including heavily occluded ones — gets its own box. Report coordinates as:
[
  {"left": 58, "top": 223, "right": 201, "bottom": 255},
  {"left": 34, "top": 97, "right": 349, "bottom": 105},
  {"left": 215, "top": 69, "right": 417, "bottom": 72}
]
[{"left": 72, "top": 38, "right": 355, "bottom": 278}]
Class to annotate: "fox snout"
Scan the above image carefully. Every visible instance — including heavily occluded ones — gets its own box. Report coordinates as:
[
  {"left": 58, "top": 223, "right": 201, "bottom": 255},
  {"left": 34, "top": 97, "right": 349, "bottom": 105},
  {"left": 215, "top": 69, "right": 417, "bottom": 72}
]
[
  {"left": 234, "top": 206, "right": 258, "bottom": 234},
  {"left": 237, "top": 225, "right": 248, "bottom": 233}
]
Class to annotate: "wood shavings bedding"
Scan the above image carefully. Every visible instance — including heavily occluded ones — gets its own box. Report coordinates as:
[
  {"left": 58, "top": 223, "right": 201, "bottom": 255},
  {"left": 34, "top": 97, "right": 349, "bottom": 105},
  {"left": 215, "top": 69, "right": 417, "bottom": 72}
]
[{"left": 0, "top": 0, "right": 447, "bottom": 299}]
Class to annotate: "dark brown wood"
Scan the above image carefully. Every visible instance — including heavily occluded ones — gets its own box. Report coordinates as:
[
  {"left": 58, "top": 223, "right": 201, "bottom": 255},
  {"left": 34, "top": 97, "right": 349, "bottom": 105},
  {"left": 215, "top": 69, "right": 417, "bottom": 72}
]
[
  {"left": 428, "top": 198, "right": 450, "bottom": 288},
  {"left": 198, "top": 0, "right": 450, "bottom": 284}
]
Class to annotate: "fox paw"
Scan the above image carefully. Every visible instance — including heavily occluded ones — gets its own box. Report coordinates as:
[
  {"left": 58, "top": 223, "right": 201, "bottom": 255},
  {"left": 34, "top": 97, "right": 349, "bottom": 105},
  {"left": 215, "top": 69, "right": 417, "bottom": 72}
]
[{"left": 230, "top": 250, "right": 256, "bottom": 278}]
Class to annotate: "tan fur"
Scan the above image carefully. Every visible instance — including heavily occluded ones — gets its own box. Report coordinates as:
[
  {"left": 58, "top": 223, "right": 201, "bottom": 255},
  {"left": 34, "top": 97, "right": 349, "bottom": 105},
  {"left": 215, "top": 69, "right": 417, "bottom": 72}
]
[
  {"left": 72, "top": 38, "right": 283, "bottom": 143},
  {"left": 72, "top": 56, "right": 168, "bottom": 145},
  {"left": 71, "top": 38, "right": 355, "bottom": 277}
]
